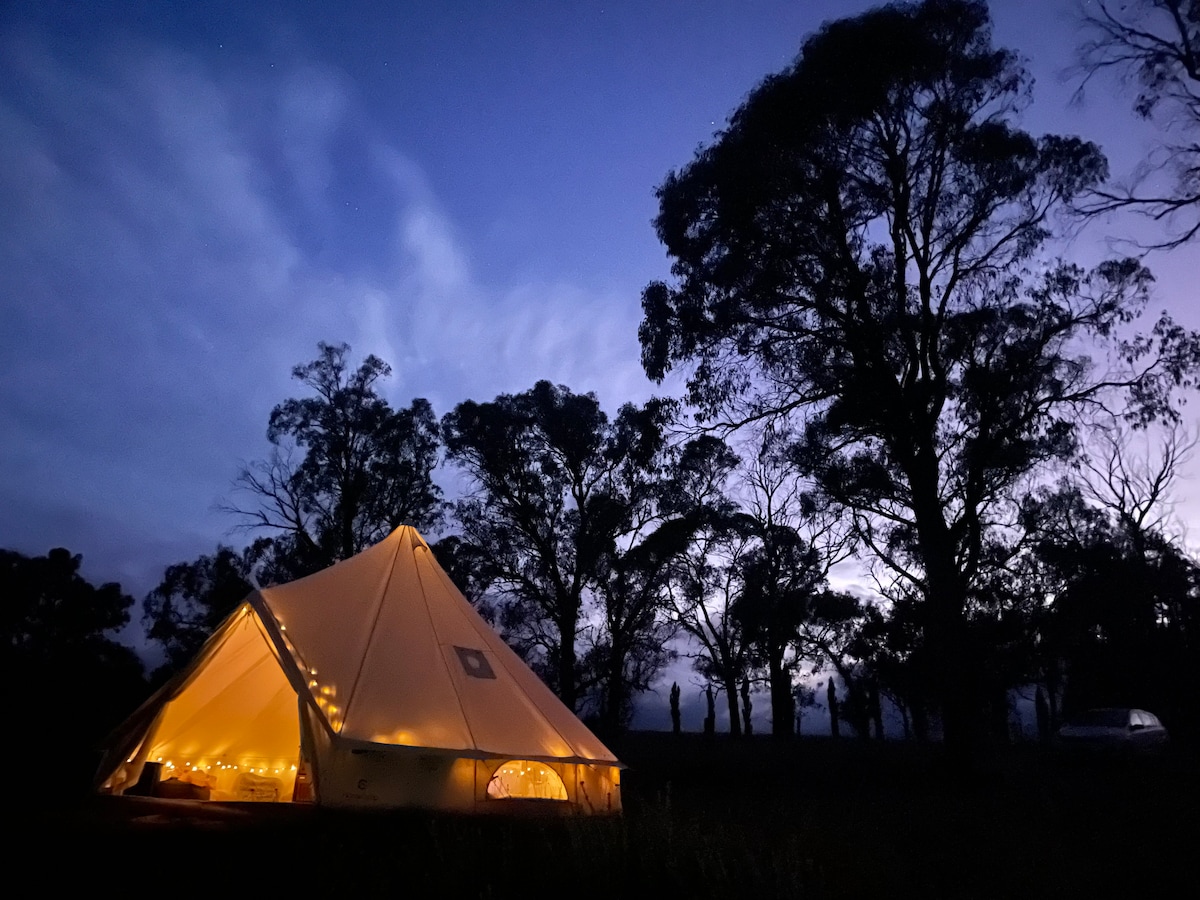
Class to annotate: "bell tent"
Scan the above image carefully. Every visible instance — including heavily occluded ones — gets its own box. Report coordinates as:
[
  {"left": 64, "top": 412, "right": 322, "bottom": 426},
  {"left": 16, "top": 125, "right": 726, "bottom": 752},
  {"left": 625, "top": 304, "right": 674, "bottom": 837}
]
[{"left": 98, "top": 526, "right": 622, "bottom": 813}]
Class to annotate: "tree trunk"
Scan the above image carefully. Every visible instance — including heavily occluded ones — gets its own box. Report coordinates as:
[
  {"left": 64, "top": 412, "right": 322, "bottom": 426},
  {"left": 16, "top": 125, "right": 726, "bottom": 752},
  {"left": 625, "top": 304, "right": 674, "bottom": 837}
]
[
  {"left": 556, "top": 603, "right": 579, "bottom": 711},
  {"left": 769, "top": 653, "right": 795, "bottom": 737},
  {"left": 601, "top": 653, "right": 627, "bottom": 737},
  {"left": 930, "top": 592, "right": 973, "bottom": 769},
  {"left": 871, "top": 681, "right": 885, "bottom": 741},
  {"left": 724, "top": 677, "right": 743, "bottom": 737},
  {"left": 828, "top": 679, "right": 840, "bottom": 739},
  {"left": 910, "top": 458, "right": 976, "bottom": 770}
]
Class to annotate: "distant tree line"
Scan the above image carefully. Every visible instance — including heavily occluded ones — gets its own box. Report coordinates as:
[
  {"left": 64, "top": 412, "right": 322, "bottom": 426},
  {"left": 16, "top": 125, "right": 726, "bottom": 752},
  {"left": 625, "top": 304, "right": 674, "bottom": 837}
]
[
  {"left": 0, "top": 548, "right": 146, "bottom": 795},
  {"left": 9, "top": 0, "right": 1200, "bottom": 769}
]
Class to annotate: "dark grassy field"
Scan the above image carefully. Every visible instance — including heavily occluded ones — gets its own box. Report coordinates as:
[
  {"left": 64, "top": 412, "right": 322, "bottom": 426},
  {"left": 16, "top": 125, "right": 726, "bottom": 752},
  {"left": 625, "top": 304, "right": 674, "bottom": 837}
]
[{"left": 19, "top": 733, "right": 1199, "bottom": 898}]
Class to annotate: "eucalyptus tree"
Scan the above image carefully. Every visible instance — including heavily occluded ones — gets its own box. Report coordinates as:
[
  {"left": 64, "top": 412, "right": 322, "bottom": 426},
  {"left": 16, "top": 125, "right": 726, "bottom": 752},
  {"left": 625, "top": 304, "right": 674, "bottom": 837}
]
[
  {"left": 639, "top": 0, "right": 1200, "bottom": 761},
  {"left": 442, "top": 381, "right": 679, "bottom": 726},
  {"left": 1, "top": 547, "right": 146, "bottom": 782},
  {"left": 142, "top": 543, "right": 259, "bottom": 675},
  {"left": 1076, "top": 0, "right": 1200, "bottom": 246},
  {"left": 226, "top": 342, "right": 443, "bottom": 581}
]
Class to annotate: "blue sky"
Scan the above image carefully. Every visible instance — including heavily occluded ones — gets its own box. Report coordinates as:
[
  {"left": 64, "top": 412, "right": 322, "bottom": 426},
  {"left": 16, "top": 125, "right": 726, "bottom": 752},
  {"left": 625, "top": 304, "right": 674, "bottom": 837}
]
[{"left": 2, "top": 0, "right": 1198, "bottom": 688}]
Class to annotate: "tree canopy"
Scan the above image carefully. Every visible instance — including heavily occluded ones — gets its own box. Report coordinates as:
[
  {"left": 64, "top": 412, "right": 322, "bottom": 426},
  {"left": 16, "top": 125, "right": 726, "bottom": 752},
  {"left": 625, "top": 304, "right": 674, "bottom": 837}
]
[
  {"left": 143, "top": 543, "right": 257, "bottom": 678},
  {"left": 1076, "top": 0, "right": 1200, "bottom": 246},
  {"left": 639, "top": 0, "right": 1200, "bottom": 761},
  {"left": 442, "top": 380, "right": 683, "bottom": 730},
  {"left": 0, "top": 548, "right": 146, "bottom": 790},
  {"left": 226, "top": 341, "right": 443, "bottom": 581}
]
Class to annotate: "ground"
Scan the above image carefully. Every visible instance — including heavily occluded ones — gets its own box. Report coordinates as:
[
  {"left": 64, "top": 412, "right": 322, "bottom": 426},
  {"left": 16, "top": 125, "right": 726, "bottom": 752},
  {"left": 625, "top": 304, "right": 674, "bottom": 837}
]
[{"left": 18, "top": 733, "right": 1199, "bottom": 898}]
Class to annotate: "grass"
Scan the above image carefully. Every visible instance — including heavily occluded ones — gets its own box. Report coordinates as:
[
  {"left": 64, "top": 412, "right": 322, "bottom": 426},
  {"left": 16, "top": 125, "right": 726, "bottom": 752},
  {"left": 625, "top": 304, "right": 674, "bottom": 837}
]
[{"left": 17, "top": 733, "right": 1200, "bottom": 898}]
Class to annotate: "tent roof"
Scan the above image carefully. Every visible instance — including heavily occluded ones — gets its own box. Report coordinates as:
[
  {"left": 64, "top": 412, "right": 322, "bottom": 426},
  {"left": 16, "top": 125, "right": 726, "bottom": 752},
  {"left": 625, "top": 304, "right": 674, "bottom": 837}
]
[{"left": 253, "top": 526, "right": 618, "bottom": 766}]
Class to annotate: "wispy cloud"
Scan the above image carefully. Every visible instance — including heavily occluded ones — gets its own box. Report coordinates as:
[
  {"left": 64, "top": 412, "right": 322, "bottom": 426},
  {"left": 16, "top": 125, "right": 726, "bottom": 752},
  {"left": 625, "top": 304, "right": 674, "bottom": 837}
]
[{"left": 0, "top": 27, "right": 656, "bottom": 596}]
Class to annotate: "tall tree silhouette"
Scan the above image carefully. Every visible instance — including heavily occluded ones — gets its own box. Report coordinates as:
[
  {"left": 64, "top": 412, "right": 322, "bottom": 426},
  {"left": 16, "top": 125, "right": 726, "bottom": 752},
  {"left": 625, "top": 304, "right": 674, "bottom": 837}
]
[
  {"left": 142, "top": 543, "right": 259, "bottom": 678},
  {"left": 442, "top": 381, "right": 677, "bottom": 723},
  {"left": 0, "top": 548, "right": 145, "bottom": 791},
  {"left": 639, "top": 0, "right": 1200, "bottom": 763},
  {"left": 658, "top": 436, "right": 749, "bottom": 735},
  {"left": 226, "top": 342, "right": 443, "bottom": 580},
  {"left": 1021, "top": 424, "right": 1200, "bottom": 740}
]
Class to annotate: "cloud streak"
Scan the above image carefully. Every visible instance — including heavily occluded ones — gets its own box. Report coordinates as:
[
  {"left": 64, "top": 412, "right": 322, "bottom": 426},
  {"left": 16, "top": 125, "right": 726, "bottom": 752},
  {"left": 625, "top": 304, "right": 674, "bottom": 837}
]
[{"left": 0, "top": 27, "right": 658, "bottom": 598}]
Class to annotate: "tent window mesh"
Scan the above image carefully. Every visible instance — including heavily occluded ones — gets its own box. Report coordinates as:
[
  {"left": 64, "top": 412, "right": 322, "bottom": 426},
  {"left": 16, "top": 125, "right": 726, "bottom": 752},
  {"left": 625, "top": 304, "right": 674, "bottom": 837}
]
[{"left": 486, "top": 760, "right": 568, "bottom": 801}]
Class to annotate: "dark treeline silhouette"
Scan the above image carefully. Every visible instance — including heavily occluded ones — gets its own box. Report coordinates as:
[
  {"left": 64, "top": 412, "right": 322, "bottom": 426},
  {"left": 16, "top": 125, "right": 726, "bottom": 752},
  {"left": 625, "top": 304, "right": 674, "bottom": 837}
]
[
  {"left": 1015, "top": 424, "right": 1200, "bottom": 743},
  {"left": 25, "top": 1, "right": 1200, "bottom": 779},
  {"left": 0, "top": 548, "right": 146, "bottom": 796},
  {"left": 223, "top": 340, "right": 443, "bottom": 583},
  {"left": 440, "top": 381, "right": 686, "bottom": 735},
  {"left": 637, "top": 0, "right": 1200, "bottom": 766}
]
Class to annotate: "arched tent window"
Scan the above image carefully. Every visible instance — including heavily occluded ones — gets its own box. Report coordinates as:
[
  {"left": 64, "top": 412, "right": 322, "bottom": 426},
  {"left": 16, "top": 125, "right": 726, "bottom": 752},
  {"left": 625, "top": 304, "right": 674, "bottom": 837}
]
[{"left": 486, "top": 760, "right": 568, "bottom": 801}]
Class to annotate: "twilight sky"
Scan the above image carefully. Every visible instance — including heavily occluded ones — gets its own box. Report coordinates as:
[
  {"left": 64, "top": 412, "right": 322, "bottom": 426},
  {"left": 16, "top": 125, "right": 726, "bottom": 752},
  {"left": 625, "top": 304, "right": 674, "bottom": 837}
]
[{"left": 3, "top": 0, "right": 1198, "bottom": 652}]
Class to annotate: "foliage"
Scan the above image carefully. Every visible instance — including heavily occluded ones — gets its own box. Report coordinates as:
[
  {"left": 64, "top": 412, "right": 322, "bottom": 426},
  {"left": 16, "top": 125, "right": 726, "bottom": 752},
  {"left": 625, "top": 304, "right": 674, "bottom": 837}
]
[
  {"left": 430, "top": 534, "right": 498, "bottom": 620},
  {"left": 443, "top": 380, "right": 683, "bottom": 729},
  {"left": 658, "top": 429, "right": 863, "bottom": 738},
  {"left": 145, "top": 342, "right": 444, "bottom": 674},
  {"left": 1, "top": 547, "right": 134, "bottom": 663},
  {"left": 1076, "top": 0, "right": 1200, "bottom": 246},
  {"left": 142, "top": 543, "right": 259, "bottom": 678},
  {"left": 638, "top": 0, "right": 1200, "bottom": 761},
  {"left": 657, "top": 438, "right": 751, "bottom": 735},
  {"left": 226, "top": 342, "right": 443, "bottom": 581},
  {"left": 1019, "top": 425, "right": 1200, "bottom": 740},
  {"left": 733, "top": 431, "right": 860, "bottom": 736},
  {"left": 737, "top": 526, "right": 857, "bottom": 736},
  {"left": 0, "top": 547, "right": 145, "bottom": 786}
]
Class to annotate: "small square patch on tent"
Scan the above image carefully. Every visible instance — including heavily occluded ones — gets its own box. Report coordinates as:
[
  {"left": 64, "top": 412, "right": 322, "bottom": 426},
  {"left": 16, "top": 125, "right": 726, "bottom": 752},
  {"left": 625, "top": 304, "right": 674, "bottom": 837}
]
[{"left": 454, "top": 646, "right": 496, "bottom": 679}]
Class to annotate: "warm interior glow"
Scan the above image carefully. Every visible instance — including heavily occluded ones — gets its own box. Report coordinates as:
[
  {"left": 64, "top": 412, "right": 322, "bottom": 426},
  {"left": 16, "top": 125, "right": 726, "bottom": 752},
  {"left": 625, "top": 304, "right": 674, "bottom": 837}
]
[
  {"left": 119, "top": 610, "right": 302, "bottom": 801},
  {"left": 486, "top": 760, "right": 568, "bottom": 801}
]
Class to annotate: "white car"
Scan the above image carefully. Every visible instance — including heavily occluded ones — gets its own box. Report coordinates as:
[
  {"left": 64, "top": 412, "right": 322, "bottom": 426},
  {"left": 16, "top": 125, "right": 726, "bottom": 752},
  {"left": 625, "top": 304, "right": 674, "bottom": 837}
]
[{"left": 1055, "top": 707, "right": 1169, "bottom": 754}]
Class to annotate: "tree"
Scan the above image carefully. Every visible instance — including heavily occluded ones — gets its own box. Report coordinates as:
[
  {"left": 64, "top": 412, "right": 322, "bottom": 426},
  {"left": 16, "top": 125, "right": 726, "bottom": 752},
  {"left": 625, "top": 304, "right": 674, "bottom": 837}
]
[
  {"left": 639, "top": 0, "right": 1200, "bottom": 763},
  {"left": 734, "top": 429, "right": 857, "bottom": 737},
  {"left": 226, "top": 342, "right": 443, "bottom": 580},
  {"left": 846, "top": 586, "right": 937, "bottom": 741},
  {"left": 737, "top": 527, "right": 826, "bottom": 736},
  {"left": 662, "top": 505, "right": 756, "bottom": 737},
  {"left": 1020, "top": 423, "right": 1200, "bottom": 740},
  {"left": 430, "top": 534, "right": 498, "bottom": 620},
  {"left": 142, "top": 543, "right": 259, "bottom": 678},
  {"left": 1076, "top": 0, "right": 1200, "bottom": 246},
  {"left": 660, "top": 429, "right": 860, "bottom": 738},
  {"left": 442, "top": 381, "right": 678, "bottom": 727},
  {"left": 0, "top": 548, "right": 146, "bottom": 792},
  {"left": 589, "top": 432, "right": 746, "bottom": 732},
  {"left": 653, "top": 434, "right": 752, "bottom": 736},
  {"left": 1, "top": 548, "right": 132, "bottom": 663},
  {"left": 1077, "top": 420, "right": 1196, "bottom": 546}
]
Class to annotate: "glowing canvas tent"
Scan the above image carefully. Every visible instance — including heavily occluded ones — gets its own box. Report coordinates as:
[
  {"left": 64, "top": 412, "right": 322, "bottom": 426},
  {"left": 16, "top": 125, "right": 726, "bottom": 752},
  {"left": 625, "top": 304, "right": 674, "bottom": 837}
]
[{"left": 98, "top": 526, "right": 622, "bottom": 813}]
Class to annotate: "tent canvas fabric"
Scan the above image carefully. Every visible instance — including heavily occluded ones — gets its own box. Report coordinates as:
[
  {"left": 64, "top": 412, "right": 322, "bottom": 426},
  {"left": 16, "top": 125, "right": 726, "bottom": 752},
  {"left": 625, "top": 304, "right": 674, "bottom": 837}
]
[{"left": 98, "top": 526, "right": 622, "bottom": 813}]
